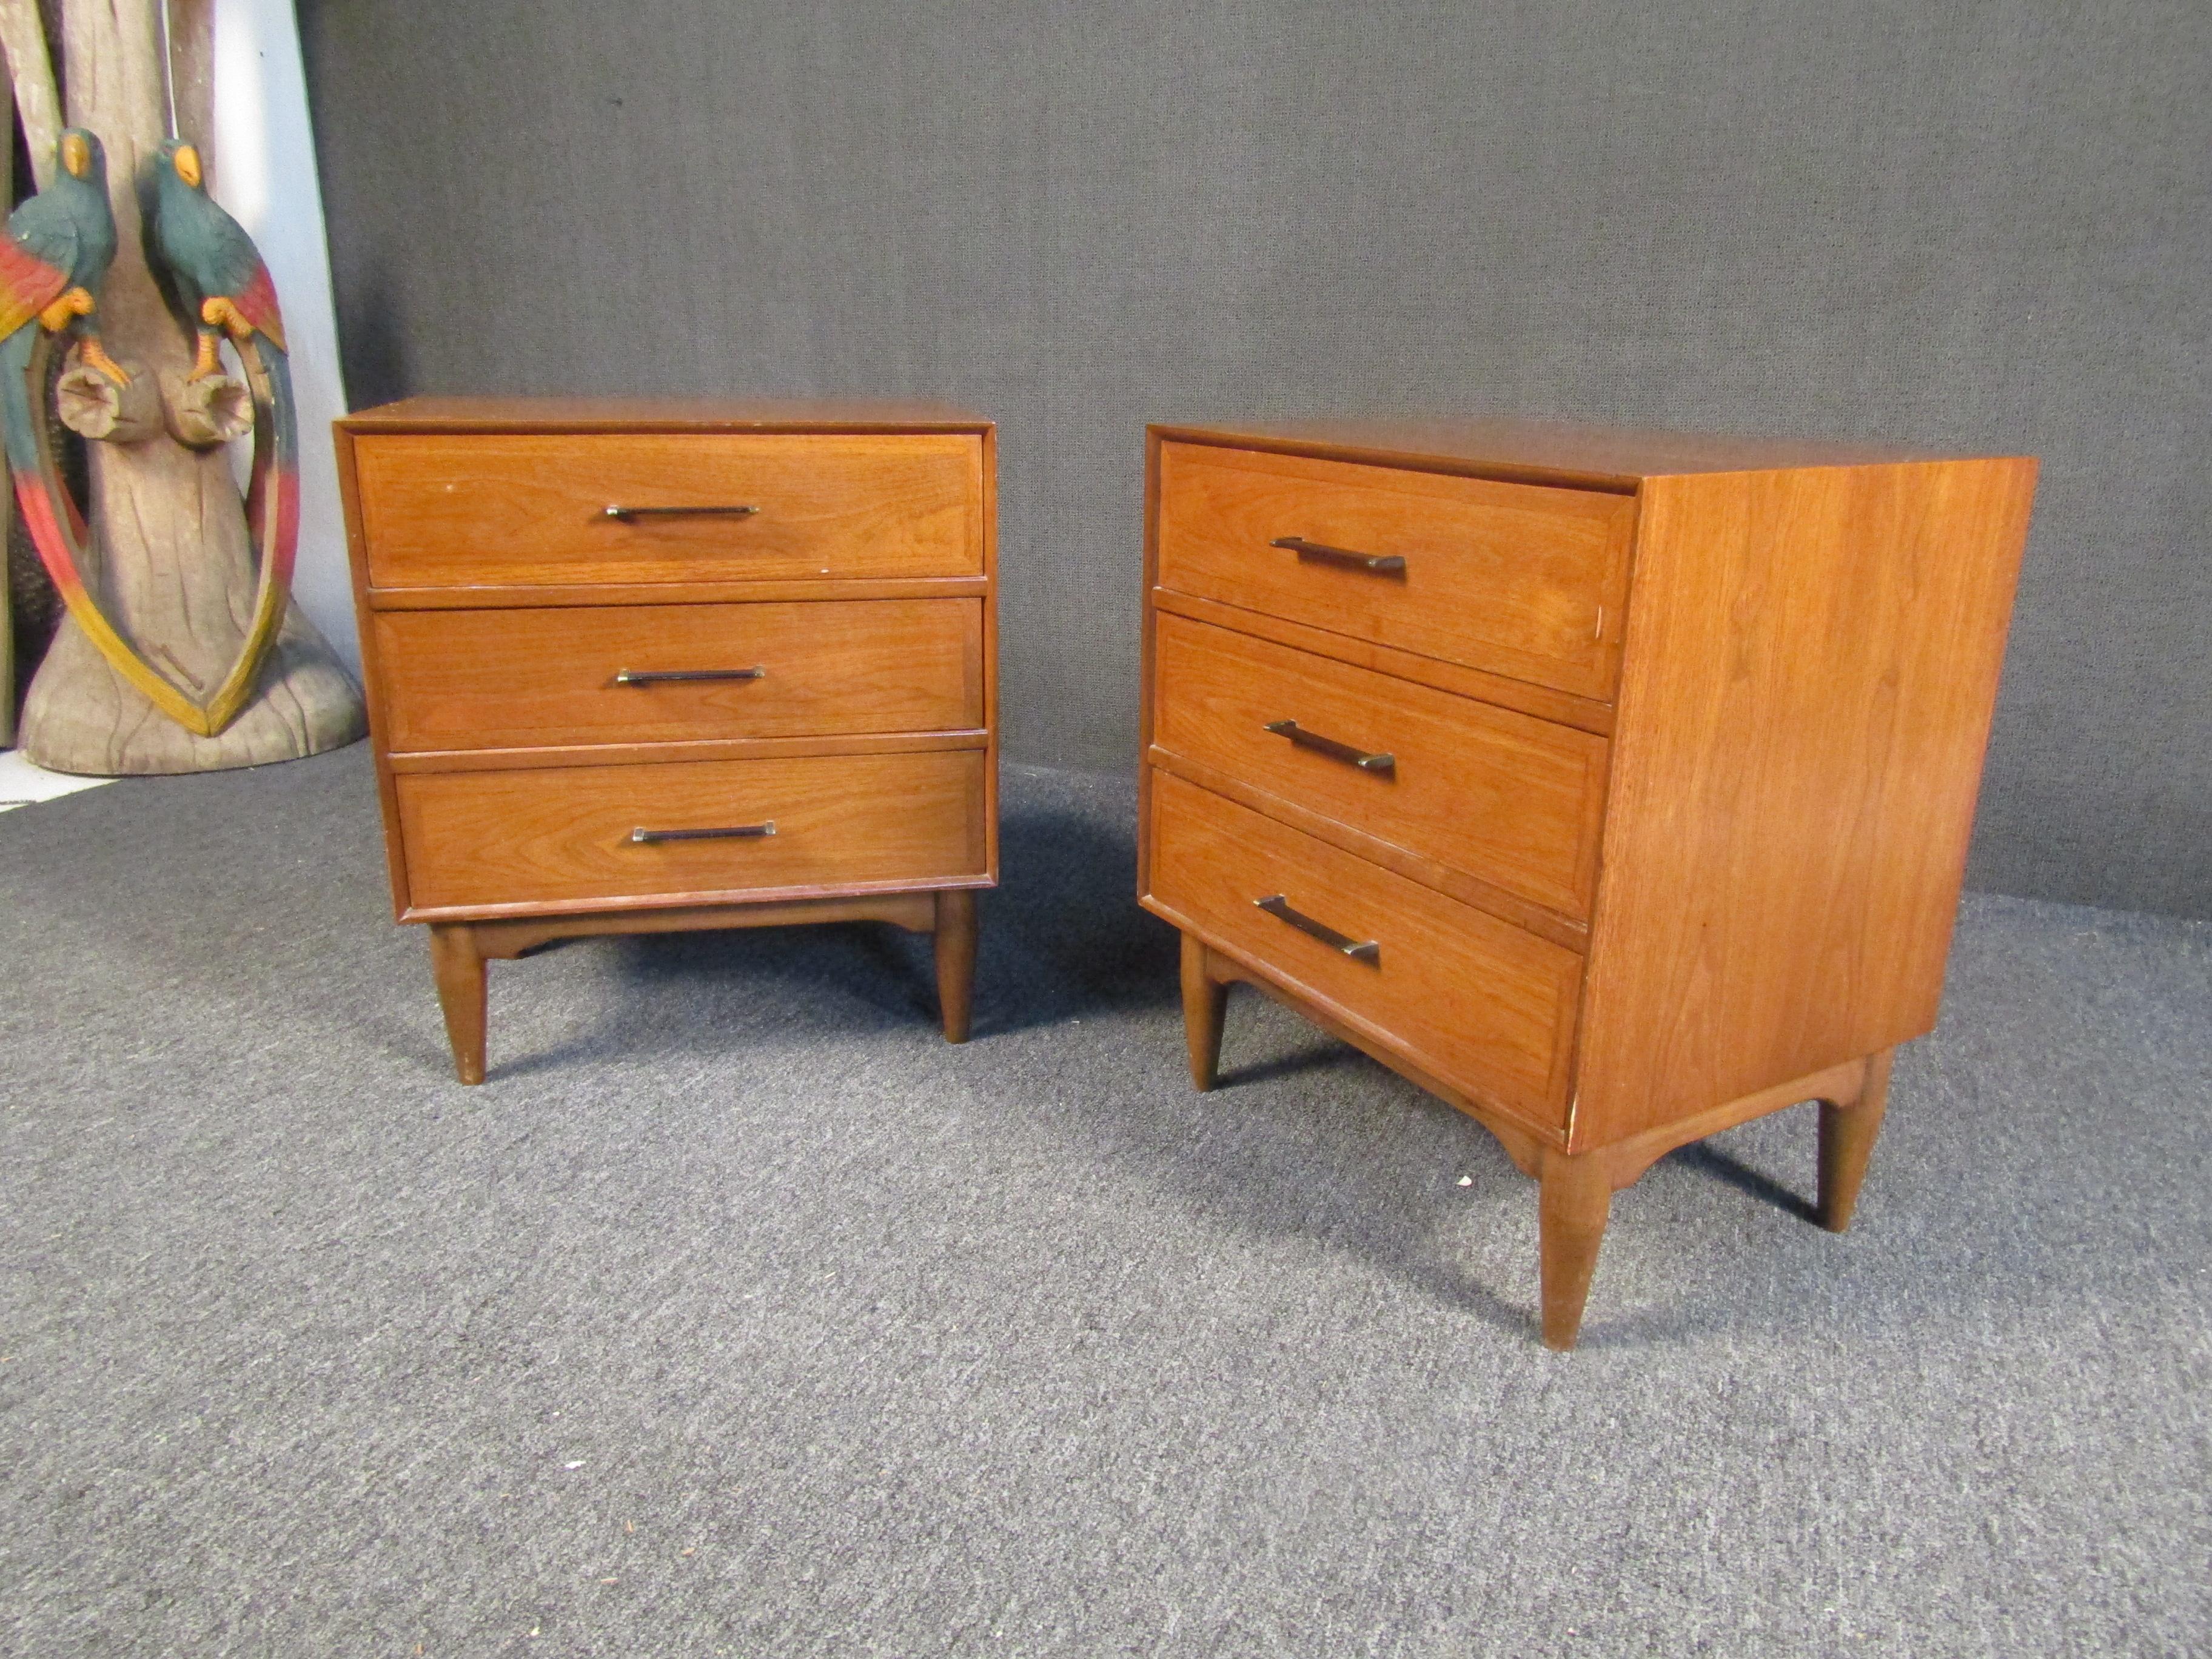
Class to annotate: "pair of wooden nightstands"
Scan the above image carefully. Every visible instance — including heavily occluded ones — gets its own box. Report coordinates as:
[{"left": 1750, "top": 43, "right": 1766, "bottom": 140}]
[{"left": 336, "top": 399, "right": 2033, "bottom": 1349}]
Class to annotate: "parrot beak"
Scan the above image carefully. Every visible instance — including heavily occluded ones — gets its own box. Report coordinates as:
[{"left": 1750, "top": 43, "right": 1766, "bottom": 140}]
[
  {"left": 173, "top": 144, "right": 203, "bottom": 189},
  {"left": 61, "top": 132, "right": 90, "bottom": 179}
]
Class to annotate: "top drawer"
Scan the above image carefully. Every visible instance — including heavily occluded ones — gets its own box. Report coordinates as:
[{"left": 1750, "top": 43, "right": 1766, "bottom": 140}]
[
  {"left": 353, "top": 432, "right": 985, "bottom": 589},
  {"left": 1155, "top": 442, "right": 1635, "bottom": 701}
]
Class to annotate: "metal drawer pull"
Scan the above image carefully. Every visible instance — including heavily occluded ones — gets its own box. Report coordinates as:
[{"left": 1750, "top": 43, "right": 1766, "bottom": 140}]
[
  {"left": 612, "top": 667, "right": 766, "bottom": 686},
  {"left": 1270, "top": 535, "right": 1407, "bottom": 575},
  {"left": 603, "top": 503, "right": 760, "bottom": 521},
  {"left": 1264, "top": 719, "right": 1395, "bottom": 774},
  {"left": 630, "top": 821, "right": 776, "bottom": 844},
  {"left": 1255, "top": 894, "right": 1380, "bottom": 962}
]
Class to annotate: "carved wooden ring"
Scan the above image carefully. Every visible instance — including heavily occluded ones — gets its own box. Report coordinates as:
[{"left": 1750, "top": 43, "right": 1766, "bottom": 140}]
[
  {"left": 55, "top": 352, "right": 162, "bottom": 443},
  {"left": 165, "top": 370, "right": 255, "bottom": 448}
]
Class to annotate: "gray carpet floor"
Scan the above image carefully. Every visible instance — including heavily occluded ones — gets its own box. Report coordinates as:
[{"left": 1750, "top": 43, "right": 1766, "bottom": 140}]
[{"left": 1, "top": 744, "right": 2206, "bottom": 1658}]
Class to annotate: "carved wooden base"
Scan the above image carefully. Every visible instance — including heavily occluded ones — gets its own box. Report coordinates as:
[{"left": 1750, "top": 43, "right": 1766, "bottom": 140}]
[
  {"left": 423, "top": 888, "right": 981, "bottom": 1084},
  {"left": 1176, "top": 927, "right": 1896, "bottom": 1350},
  {"left": 21, "top": 606, "right": 365, "bottom": 776}
]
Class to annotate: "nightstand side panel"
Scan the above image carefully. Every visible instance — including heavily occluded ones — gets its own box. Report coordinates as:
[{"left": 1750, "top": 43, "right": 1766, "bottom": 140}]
[{"left": 1574, "top": 458, "right": 2038, "bottom": 1148}]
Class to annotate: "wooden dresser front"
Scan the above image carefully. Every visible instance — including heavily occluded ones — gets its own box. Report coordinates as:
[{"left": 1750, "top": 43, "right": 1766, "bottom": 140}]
[
  {"left": 1138, "top": 419, "right": 2036, "bottom": 1347},
  {"left": 336, "top": 398, "right": 996, "bottom": 1083}
]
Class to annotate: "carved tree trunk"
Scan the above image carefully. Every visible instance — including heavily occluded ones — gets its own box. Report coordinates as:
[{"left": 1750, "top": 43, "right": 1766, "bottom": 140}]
[{"left": 12, "top": 0, "right": 363, "bottom": 774}]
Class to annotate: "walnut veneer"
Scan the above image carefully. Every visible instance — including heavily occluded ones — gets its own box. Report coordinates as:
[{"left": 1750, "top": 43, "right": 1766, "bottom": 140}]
[
  {"left": 1138, "top": 417, "right": 2035, "bottom": 1348},
  {"left": 337, "top": 398, "right": 997, "bottom": 1082}
]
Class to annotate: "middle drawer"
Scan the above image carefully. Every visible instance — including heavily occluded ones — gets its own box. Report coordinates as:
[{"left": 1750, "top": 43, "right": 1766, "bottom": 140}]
[
  {"left": 1151, "top": 614, "right": 1607, "bottom": 919},
  {"left": 372, "top": 599, "right": 983, "bottom": 752}
]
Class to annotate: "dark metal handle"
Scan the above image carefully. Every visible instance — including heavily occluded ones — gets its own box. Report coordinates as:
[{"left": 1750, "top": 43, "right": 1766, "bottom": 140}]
[
  {"left": 612, "top": 668, "right": 766, "bottom": 686},
  {"left": 629, "top": 822, "right": 776, "bottom": 844},
  {"left": 1271, "top": 535, "right": 1406, "bottom": 575},
  {"left": 1255, "top": 894, "right": 1380, "bottom": 963},
  {"left": 603, "top": 504, "right": 760, "bottom": 522},
  {"left": 1264, "top": 719, "right": 1395, "bottom": 774}
]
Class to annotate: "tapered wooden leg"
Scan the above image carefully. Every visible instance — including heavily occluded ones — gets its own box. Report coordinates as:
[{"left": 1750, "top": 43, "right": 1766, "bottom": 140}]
[
  {"left": 1180, "top": 932, "right": 1228, "bottom": 1091},
  {"left": 427, "top": 923, "right": 488, "bottom": 1085},
  {"left": 933, "top": 889, "right": 977, "bottom": 1044},
  {"left": 1818, "top": 1047, "right": 1894, "bottom": 1232},
  {"left": 1538, "top": 1150, "right": 1613, "bottom": 1350}
]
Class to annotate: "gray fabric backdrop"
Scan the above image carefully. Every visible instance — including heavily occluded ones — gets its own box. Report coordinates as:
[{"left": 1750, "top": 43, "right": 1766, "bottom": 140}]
[{"left": 298, "top": 2, "right": 2209, "bottom": 917}]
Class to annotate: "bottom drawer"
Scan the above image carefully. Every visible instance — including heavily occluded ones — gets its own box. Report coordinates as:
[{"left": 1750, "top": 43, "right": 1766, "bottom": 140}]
[
  {"left": 1147, "top": 770, "right": 1580, "bottom": 1125},
  {"left": 398, "top": 749, "right": 988, "bottom": 913}
]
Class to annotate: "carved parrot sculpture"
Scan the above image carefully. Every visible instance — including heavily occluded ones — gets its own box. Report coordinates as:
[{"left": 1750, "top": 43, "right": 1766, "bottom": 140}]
[
  {"left": 0, "top": 133, "right": 301, "bottom": 740},
  {"left": 147, "top": 140, "right": 288, "bottom": 379},
  {"left": 144, "top": 138, "right": 299, "bottom": 663},
  {"left": 2, "top": 127, "right": 124, "bottom": 500},
  {"left": 0, "top": 129, "right": 125, "bottom": 392},
  {"left": 2, "top": 129, "right": 123, "bottom": 660}
]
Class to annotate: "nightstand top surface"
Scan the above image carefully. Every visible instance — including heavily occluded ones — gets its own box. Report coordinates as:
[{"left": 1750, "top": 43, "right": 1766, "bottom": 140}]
[
  {"left": 1152, "top": 416, "right": 2026, "bottom": 490},
  {"left": 341, "top": 396, "right": 992, "bottom": 434}
]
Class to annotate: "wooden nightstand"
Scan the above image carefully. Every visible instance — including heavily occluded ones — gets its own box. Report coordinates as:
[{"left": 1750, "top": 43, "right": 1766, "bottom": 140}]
[
  {"left": 1137, "top": 418, "right": 2035, "bottom": 1348},
  {"left": 335, "top": 398, "right": 997, "bottom": 1082}
]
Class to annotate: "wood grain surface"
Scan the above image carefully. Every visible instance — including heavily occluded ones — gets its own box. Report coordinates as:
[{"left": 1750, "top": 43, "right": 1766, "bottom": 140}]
[
  {"left": 363, "top": 577, "right": 988, "bottom": 612},
  {"left": 397, "top": 749, "right": 987, "bottom": 914},
  {"left": 372, "top": 598, "right": 982, "bottom": 751},
  {"left": 1150, "top": 417, "right": 1954, "bottom": 493},
  {"left": 1151, "top": 612, "right": 1608, "bottom": 919},
  {"left": 341, "top": 397, "right": 991, "bottom": 434},
  {"left": 1145, "top": 771, "right": 1581, "bottom": 1127},
  {"left": 354, "top": 432, "right": 984, "bottom": 588},
  {"left": 1574, "top": 458, "right": 2037, "bottom": 1147},
  {"left": 1146, "top": 746, "right": 1589, "bottom": 953},
  {"left": 1155, "top": 441, "right": 1634, "bottom": 700},
  {"left": 1150, "top": 589, "right": 1615, "bottom": 736},
  {"left": 385, "top": 731, "right": 989, "bottom": 776}
]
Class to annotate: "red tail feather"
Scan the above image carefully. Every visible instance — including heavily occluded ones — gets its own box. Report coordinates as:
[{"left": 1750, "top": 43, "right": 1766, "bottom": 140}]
[
  {"left": 14, "top": 474, "right": 83, "bottom": 602},
  {"left": 232, "top": 262, "right": 287, "bottom": 352}
]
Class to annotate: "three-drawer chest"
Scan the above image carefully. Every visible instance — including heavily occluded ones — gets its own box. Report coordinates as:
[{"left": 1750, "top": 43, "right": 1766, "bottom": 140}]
[
  {"left": 336, "top": 399, "right": 997, "bottom": 1083},
  {"left": 1137, "top": 418, "right": 2035, "bottom": 1347}
]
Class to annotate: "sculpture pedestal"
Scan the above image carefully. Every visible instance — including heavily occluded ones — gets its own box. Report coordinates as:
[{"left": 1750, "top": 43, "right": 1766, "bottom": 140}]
[{"left": 21, "top": 603, "right": 364, "bottom": 775}]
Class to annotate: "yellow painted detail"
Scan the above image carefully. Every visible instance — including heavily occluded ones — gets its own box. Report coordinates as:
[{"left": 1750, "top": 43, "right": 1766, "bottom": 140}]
[
  {"left": 76, "top": 337, "right": 129, "bottom": 386},
  {"left": 18, "top": 330, "right": 288, "bottom": 737},
  {"left": 201, "top": 297, "right": 256, "bottom": 344},
  {"left": 38, "top": 288, "right": 95, "bottom": 332}
]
